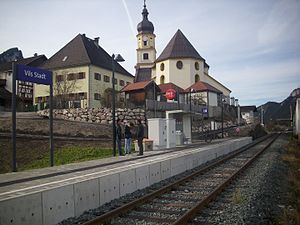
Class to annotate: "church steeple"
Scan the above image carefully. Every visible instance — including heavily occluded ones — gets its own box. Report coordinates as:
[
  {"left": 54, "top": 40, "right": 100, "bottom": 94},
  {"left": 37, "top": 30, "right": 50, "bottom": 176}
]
[
  {"left": 137, "top": 0, "right": 154, "bottom": 34},
  {"left": 136, "top": 0, "right": 156, "bottom": 70}
]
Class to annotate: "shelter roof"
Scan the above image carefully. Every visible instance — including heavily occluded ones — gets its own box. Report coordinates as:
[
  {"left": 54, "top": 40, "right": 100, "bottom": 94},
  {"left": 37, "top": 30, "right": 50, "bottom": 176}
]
[
  {"left": 158, "top": 82, "right": 185, "bottom": 94},
  {"left": 185, "top": 81, "right": 222, "bottom": 94},
  {"left": 121, "top": 80, "right": 160, "bottom": 92}
]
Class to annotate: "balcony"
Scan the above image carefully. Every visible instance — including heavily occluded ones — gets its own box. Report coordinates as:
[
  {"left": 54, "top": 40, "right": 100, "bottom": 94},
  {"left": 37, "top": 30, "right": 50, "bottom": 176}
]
[{"left": 145, "top": 99, "right": 222, "bottom": 118}]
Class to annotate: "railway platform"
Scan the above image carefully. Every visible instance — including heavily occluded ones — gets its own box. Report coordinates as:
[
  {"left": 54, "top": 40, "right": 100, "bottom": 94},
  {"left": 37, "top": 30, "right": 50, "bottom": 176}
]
[{"left": 0, "top": 137, "right": 252, "bottom": 225}]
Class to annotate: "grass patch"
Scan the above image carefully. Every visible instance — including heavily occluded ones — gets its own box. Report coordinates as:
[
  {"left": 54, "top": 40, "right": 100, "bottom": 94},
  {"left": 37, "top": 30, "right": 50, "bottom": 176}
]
[
  {"left": 279, "top": 136, "right": 300, "bottom": 225},
  {"left": 232, "top": 188, "right": 245, "bottom": 204},
  {"left": 19, "top": 146, "right": 114, "bottom": 171}
]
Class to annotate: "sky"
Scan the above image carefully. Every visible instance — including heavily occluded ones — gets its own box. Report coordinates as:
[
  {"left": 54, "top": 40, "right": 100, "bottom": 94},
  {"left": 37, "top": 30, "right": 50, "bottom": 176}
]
[{"left": 0, "top": 0, "right": 299, "bottom": 106}]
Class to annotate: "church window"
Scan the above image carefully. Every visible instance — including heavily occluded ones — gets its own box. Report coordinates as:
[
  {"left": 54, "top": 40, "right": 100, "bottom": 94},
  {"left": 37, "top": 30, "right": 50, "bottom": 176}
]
[
  {"left": 160, "top": 75, "right": 165, "bottom": 84},
  {"left": 143, "top": 53, "right": 149, "bottom": 60},
  {"left": 195, "top": 62, "right": 199, "bottom": 70},
  {"left": 160, "top": 63, "right": 165, "bottom": 71},
  {"left": 176, "top": 61, "right": 183, "bottom": 69},
  {"left": 143, "top": 41, "right": 147, "bottom": 46},
  {"left": 195, "top": 74, "right": 200, "bottom": 82}
]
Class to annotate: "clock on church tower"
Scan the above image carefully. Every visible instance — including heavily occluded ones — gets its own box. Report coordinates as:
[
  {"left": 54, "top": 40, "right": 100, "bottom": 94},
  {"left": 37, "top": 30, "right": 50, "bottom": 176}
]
[{"left": 136, "top": 0, "right": 156, "bottom": 68}]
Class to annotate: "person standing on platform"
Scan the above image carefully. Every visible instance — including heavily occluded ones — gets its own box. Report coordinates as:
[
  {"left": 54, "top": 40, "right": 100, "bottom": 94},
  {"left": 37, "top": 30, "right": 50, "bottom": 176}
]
[
  {"left": 124, "top": 122, "right": 132, "bottom": 154},
  {"left": 137, "top": 119, "right": 144, "bottom": 156},
  {"left": 116, "top": 119, "right": 123, "bottom": 156}
]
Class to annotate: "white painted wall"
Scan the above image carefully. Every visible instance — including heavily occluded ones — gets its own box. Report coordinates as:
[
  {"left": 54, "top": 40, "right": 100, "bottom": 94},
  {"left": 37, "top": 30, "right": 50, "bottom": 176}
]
[{"left": 208, "top": 92, "right": 218, "bottom": 106}]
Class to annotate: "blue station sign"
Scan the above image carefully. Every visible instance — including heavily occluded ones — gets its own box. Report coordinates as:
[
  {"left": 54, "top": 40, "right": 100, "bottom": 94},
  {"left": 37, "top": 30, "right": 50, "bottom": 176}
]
[{"left": 16, "top": 64, "right": 52, "bottom": 85}]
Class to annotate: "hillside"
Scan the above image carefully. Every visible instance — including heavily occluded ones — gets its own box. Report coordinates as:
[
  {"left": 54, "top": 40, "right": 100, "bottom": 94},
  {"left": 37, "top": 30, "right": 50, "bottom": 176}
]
[{"left": 258, "top": 88, "right": 300, "bottom": 124}]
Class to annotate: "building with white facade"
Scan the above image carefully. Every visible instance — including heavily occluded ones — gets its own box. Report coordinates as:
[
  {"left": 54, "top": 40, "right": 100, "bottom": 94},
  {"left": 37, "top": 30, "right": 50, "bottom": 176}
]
[{"left": 133, "top": 2, "right": 231, "bottom": 108}]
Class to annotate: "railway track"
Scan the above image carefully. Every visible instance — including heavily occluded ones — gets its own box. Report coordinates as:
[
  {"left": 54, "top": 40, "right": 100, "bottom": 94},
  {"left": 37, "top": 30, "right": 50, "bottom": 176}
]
[{"left": 82, "top": 133, "right": 280, "bottom": 225}]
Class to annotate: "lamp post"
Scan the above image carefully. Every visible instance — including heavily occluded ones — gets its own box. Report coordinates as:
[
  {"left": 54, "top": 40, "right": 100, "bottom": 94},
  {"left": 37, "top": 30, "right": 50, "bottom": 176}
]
[
  {"left": 189, "top": 88, "right": 194, "bottom": 112},
  {"left": 189, "top": 88, "right": 194, "bottom": 143},
  {"left": 221, "top": 95, "right": 224, "bottom": 138},
  {"left": 112, "top": 54, "right": 125, "bottom": 156}
]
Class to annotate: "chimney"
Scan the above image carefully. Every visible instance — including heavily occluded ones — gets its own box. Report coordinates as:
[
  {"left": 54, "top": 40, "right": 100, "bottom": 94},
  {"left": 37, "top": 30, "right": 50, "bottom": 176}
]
[
  {"left": 94, "top": 37, "right": 99, "bottom": 45},
  {"left": 82, "top": 33, "right": 86, "bottom": 37},
  {"left": 34, "top": 53, "right": 38, "bottom": 57}
]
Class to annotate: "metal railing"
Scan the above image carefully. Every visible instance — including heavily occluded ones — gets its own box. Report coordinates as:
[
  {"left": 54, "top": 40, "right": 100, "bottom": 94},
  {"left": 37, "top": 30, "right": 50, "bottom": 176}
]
[{"left": 145, "top": 99, "right": 222, "bottom": 118}]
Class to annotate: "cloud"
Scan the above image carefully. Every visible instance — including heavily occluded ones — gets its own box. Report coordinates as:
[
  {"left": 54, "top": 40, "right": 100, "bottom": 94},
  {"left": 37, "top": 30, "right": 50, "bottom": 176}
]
[
  {"left": 213, "top": 57, "right": 300, "bottom": 105},
  {"left": 257, "top": 0, "right": 300, "bottom": 46}
]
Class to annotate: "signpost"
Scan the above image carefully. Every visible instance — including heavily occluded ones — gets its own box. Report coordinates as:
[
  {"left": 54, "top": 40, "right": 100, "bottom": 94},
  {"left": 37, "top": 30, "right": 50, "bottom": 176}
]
[
  {"left": 11, "top": 64, "right": 53, "bottom": 171},
  {"left": 165, "top": 89, "right": 176, "bottom": 100}
]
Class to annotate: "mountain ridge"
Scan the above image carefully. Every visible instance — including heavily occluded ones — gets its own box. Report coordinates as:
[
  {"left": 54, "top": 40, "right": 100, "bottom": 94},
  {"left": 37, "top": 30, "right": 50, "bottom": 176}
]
[{"left": 258, "top": 88, "right": 300, "bottom": 124}]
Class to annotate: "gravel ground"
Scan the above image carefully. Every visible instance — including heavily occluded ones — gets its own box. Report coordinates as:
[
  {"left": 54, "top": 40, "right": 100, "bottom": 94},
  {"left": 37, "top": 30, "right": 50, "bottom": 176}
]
[
  {"left": 59, "top": 134, "right": 288, "bottom": 225},
  {"left": 190, "top": 133, "right": 289, "bottom": 225}
]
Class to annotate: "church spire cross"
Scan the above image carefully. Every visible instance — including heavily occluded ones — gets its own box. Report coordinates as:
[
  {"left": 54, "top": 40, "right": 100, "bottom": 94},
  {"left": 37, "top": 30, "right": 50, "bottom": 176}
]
[{"left": 142, "top": 0, "right": 149, "bottom": 19}]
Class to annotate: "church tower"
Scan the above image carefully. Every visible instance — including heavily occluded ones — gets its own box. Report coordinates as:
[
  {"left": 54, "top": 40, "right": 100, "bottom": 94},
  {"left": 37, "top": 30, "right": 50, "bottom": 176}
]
[{"left": 136, "top": 1, "right": 156, "bottom": 70}]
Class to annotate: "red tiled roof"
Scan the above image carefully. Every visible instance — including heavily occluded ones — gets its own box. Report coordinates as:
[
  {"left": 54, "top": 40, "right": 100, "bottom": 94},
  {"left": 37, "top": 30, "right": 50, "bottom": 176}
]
[
  {"left": 121, "top": 80, "right": 160, "bottom": 92},
  {"left": 158, "top": 82, "right": 185, "bottom": 94},
  {"left": 185, "top": 81, "right": 222, "bottom": 94}
]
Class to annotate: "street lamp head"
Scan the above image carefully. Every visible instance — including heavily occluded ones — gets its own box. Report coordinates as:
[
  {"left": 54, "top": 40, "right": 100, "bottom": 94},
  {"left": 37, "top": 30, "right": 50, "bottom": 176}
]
[{"left": 114, "top": 54, "right": 125, "bottom": 62}]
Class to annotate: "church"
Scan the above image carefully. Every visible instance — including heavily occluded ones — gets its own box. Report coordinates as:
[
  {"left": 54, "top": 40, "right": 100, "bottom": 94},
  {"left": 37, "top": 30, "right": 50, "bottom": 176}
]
[{"left": 128, "top": 2, "right": 231, "bottom": 108}]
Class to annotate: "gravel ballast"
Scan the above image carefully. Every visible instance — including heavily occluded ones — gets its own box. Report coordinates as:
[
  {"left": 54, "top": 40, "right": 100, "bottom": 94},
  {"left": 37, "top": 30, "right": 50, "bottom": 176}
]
[{"left": 191, "top": 133, "right": 289, "bottom": 225}]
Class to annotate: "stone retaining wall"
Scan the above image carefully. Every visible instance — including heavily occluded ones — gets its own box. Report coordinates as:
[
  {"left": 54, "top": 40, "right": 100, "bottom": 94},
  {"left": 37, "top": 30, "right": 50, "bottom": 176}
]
[{"left": 37, "top": 108, "right": 146, "bottom": 125}]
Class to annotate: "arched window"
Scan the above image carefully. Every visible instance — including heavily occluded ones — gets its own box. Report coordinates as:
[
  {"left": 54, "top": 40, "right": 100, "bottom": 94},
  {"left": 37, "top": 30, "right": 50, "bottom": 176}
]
[
  {"left": 195, "top": 74, "right": 200, "bottom": 82},
  {"left": 160, "top": 75, "right": 165, "bottom": 84},
  {"left": 195, "top": 62, "right": 199, "bottom": 70},
  {"left": 160, "top": 63, "right": 165, "bottom": 71},
  {"left": 176, "top": 60, "right": 183, "bottom": 69}
]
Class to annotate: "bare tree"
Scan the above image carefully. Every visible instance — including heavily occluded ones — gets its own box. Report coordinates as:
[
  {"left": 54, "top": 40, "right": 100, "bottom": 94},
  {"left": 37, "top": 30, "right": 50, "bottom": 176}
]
[
  {"left": 100, "top": 88, "right": 124, "bottom": 108},
  {"left": 53, "top": 71, "right": 79, "bottom": 109}
]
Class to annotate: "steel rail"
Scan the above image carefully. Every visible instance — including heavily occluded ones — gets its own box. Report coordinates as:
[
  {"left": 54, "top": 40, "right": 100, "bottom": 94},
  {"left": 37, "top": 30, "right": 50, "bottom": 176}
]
[
  {"left": 172, "top": 132, "right": 281, "bottom": 225},
  {"left": 82, "top": 134, "right": 275, "bottom": 225}
]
